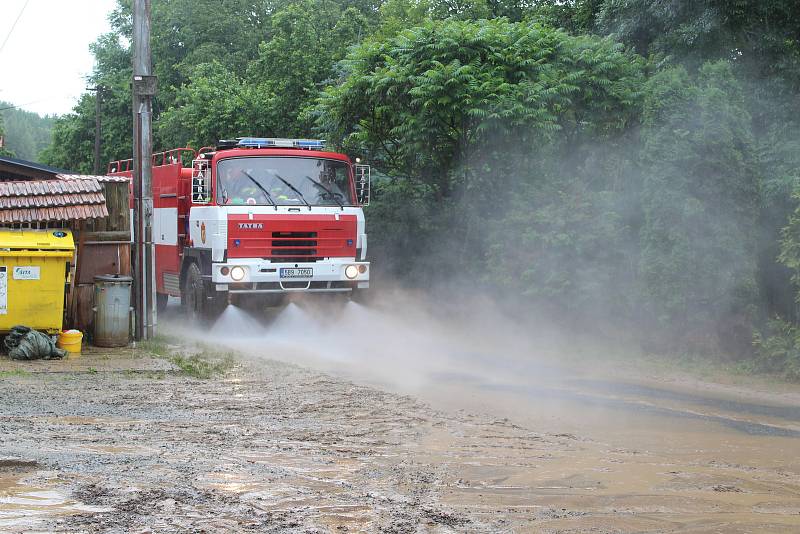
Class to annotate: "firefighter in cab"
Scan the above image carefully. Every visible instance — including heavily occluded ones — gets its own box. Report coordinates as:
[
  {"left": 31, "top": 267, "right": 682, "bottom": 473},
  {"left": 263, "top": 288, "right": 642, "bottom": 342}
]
[{"left": 219, "top": 166, "right": 265, "bottom": 205}]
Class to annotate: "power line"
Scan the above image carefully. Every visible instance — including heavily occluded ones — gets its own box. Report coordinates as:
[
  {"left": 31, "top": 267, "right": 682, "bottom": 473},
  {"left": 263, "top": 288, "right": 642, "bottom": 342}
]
[
  {"left": 0, "top": 0, "right": 31, "bottom": 56},
  {"left": 0, "top": 99, "right": 50, "bottom": 113}
]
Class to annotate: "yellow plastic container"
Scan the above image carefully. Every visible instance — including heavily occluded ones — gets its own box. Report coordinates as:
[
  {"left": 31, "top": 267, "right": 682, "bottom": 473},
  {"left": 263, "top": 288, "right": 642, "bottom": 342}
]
[
  {"left": 57, "top": 330, "right": 83, "bottom": 355},
  {"left": 0, "top": 229, "right": 74, "bottom": 334}
]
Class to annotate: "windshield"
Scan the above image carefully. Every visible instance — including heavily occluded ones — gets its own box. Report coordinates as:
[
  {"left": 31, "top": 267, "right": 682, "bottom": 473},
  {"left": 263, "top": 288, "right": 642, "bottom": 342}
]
[{"left": 216, "top": 156, "right": 354, "bottom": 206}]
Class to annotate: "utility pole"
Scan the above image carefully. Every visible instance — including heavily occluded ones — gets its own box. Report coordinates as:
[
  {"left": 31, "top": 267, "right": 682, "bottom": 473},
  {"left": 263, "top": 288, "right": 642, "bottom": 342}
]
[
  {"left": 89, "top": 86, "right": 105, "bottom": 175},
  {"left": 132, "top": 0, "right": 157, "bottom": 340}
]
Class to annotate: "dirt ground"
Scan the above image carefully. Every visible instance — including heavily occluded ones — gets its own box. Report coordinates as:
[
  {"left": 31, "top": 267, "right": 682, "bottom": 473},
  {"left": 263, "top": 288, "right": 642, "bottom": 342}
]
[{"left": 0, "top": 340, "right": 799, "bottom": 533}]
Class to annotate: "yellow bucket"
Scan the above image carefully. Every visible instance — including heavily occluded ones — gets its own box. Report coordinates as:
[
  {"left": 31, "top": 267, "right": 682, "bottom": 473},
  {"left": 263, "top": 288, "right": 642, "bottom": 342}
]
[{"left": 57, "top": 330, "right": 83, "bottom": 355}]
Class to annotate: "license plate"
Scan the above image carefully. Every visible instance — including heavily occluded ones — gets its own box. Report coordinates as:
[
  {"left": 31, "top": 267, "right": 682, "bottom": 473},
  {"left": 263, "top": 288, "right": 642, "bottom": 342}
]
[{"left": 280, "top": 268, "right": 313, "bottom": 278}]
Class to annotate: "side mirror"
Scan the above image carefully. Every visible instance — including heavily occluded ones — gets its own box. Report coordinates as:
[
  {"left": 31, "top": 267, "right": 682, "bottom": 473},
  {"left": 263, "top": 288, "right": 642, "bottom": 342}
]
[{"left": 355, "top": 164, "right": 370, "bottom": 206}]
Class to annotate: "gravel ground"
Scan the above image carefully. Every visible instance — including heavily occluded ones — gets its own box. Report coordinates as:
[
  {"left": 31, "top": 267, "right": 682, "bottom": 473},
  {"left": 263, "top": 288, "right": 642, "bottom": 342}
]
[
  {"left": 0, "top": 344, "right": 559, "bottom": 533},
  {"left": 1, "top": 342, "right": 798, "bottom": 533}
]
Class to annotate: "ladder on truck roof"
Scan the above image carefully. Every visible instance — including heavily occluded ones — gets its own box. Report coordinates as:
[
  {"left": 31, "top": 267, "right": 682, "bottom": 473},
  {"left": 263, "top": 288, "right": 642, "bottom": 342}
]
[{"left": 107, "top": 147, "right": 196, "bottom": 175}]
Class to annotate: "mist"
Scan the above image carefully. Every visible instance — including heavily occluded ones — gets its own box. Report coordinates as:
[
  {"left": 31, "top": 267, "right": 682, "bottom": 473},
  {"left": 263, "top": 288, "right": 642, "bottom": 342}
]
[
  {"left": 168, "top": 80, "right": 775, "bottom": 394},
  {"left": 171, "top": 288, "right": 571, "bottom": 397}
]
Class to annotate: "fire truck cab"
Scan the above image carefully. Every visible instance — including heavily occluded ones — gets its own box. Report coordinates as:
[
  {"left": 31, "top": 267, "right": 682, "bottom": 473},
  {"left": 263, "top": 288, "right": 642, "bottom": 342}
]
[{"left": 109, "top": 137, "right": 370, "bottom": 319}]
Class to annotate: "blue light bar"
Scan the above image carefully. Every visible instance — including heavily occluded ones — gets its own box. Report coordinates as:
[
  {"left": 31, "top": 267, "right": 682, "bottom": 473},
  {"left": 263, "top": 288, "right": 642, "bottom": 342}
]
[{"left": 237, "top": 137, "right": 326, "bottom": 150}]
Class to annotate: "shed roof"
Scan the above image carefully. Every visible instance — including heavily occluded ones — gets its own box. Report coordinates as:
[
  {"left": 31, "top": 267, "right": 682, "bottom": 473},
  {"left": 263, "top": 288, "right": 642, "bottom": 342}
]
[
  {"left": 56, "top": 173, "right": 130, "bottom": 184},
  {"left": 0, "top": 178, "right": 108, "bottom": 223},
  {"left": 0, "top": 154, "right": 73, "bottom": 175}
]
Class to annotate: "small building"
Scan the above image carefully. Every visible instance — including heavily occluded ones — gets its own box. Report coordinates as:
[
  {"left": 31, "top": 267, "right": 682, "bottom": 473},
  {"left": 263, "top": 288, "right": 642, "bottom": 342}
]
[
  {"left": 0, "top": 155, "right": 131, "bottom": 335},
  {"left": 0, "top": 155, "right": 74, "bottom": 181}
]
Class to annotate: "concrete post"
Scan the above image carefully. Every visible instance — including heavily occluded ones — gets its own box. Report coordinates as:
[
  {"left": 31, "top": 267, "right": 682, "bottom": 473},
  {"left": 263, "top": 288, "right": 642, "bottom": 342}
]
[{"left": 132, "top": 0, "right": 156, "bottom": 340}]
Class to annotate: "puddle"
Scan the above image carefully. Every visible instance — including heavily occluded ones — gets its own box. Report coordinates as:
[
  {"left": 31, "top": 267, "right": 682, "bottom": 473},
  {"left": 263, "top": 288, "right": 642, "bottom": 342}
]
[
  {"left": 0, "top": 468, "right": 111, "bottom": 531},
  {"left": 393, "top": 416, "right": 800, "bottom": 532},
  {"left": 197, "top": 468, "right": 373, "bottom": 531}
]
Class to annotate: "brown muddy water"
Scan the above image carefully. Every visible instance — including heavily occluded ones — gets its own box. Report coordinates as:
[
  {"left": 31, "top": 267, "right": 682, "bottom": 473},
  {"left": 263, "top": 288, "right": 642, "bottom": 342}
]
[
  {"left": 197, "top": 298, "right": 800, "bottom": 533},
  {"left": 0, "top": 296, "right": 798, "bottom": 532},
  {"left": 0, "top": 459, "right": 110, "bottom": 530}
]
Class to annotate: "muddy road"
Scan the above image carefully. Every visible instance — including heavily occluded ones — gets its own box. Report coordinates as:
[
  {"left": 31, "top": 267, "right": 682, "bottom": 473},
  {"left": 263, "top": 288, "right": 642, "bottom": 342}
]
[{"left": 0, "top": 298, "right": 799, "bottom": 532}]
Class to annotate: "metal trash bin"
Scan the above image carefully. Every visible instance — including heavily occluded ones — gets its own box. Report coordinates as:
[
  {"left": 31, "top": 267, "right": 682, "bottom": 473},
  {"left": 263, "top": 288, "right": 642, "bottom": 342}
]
[
  {"left": 93, "top": 274, "right": 133, "bottom": 347},
  {"left": 0, "top": 229, "right": 74, "bottom": 334}
]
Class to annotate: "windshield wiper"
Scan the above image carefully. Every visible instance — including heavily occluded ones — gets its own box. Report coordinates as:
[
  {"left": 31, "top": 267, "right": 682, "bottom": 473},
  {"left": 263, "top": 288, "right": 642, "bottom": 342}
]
[
  {"left": 241, "top": 170, "right": 277, "bottom": 210},
  {"left": 274, "top": 174, "right": 311, "bottom": 210},
  {"left": 305, "top": 175, "right": 343, "bottom": 210}
]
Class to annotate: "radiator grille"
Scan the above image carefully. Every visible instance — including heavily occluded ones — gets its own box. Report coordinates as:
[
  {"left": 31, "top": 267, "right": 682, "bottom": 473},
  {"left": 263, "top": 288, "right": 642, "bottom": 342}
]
[{"left": 270, "top": 231, "right": 319, "bottom": 262}]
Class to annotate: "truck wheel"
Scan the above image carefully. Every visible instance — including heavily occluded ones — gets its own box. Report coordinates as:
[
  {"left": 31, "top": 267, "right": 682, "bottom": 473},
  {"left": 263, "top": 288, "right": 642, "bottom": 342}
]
[
  {"left": 182, "top": 262, "right": 205, "bottom": 323},
  {"left": 181, "top": 262, "right": 224, "bottom": 323}
]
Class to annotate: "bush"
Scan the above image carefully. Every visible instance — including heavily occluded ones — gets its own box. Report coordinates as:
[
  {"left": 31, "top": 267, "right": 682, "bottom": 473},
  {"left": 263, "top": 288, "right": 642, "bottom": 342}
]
[{"left": 753, "top": 318, "right": 800, "bottom": 381}]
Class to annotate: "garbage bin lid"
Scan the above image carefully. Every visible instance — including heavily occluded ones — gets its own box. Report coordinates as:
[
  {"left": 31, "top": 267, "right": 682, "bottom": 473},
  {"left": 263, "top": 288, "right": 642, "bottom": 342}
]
[
  {"left": 0, "top": 228, "right": 75, "bottom": 250},
  {"left": 94, "top": 274, "right": 134, "bottom": 282}
]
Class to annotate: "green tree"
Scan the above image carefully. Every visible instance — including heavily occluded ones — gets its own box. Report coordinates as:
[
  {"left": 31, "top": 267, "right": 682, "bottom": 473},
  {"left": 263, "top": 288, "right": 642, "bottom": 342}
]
[
  {"left": 248, "top": 0, "right": 369, "bottom": 136},
  {"left": 157, "top": 62, "right": 273, "bottom": 148},
  {"left": 597, "top": 0, "right": 800, "bottom": 87},
  {"left": 485, "top": 131, "right": 644, "bottom": 323},
  {"left": 42, "top": 0, "right": 273, "bottom": 167},
  {"left": 529, "top": 0, "right": 604, "bottom": 34},
  {"left": 319, "top": 18, "right": 646, "bottom": 296},
  {"left": 638, "top": 62, "right": 759, "bottom": 354},
  {"left": 41, "top": 32, "right": 133, "bottom": 172},
  {"left": 318, "top": 19, "right": 644, "bottom": 196},
  {"left": 375, "top": 0, "right": 432, "bottom": 38},
  {"left": 157, "top": 0, "right": 372, "bottom": 146},
  {"left": 0, "top": 103, "right": 56, "bottom": 161},
  {"left": 0, "top": 112, "right": 13, "bottom": 157}
]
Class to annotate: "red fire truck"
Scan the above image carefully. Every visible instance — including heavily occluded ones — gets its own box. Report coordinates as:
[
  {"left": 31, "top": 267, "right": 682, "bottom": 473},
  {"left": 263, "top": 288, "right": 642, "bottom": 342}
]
[{"left": 109, "top": 137, "right": 370, "bottom": 319}]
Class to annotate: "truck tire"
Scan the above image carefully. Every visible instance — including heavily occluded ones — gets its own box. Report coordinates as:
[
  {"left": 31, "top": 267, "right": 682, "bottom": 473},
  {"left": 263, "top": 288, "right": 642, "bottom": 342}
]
[{"left": 182, "top": 262, "right": 224, "bottom": 323}]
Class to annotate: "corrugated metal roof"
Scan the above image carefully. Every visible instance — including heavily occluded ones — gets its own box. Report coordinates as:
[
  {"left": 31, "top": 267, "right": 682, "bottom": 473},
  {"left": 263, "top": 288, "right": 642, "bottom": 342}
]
[
  {"left": 0, "top": 178, "right": 108, "bottom": 223},
  {"left": 0, "top": 155, "right": 74, "bottom": 175}
]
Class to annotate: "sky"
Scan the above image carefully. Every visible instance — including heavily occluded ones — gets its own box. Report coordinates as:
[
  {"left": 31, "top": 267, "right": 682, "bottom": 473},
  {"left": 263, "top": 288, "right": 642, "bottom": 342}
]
[{"left": 0, "top": 0, "right": 117, "bottom": 116}]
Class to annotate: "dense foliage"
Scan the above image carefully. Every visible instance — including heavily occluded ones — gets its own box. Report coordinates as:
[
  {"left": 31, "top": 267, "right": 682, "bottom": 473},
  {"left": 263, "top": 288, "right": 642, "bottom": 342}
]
[
  {"left": 37, "top": 0, "right": 800, "bottom": 372},
  {"left": 0, "top": 103, "right": 55, "bottom": 161},
  {"left": 637, "top": 63, "right": 760, "bottom": 354},
  {"left": 0, "top": 113, "right": 11, "bottom": 157}
]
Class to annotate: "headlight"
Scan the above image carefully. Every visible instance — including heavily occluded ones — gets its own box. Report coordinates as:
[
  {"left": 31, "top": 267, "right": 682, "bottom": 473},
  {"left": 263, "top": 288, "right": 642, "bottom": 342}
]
[
  {"left": 230, "top": 266, "right": 246, "bottom": 281},
  {"left": 344, "top": 265, "right": 359, "bottom": 279}
]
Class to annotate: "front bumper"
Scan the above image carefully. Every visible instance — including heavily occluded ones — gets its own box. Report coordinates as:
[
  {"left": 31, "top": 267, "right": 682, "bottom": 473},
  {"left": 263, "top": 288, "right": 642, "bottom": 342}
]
[{"left": 211, "top": 258, "right": 369, "bottom": 293}]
